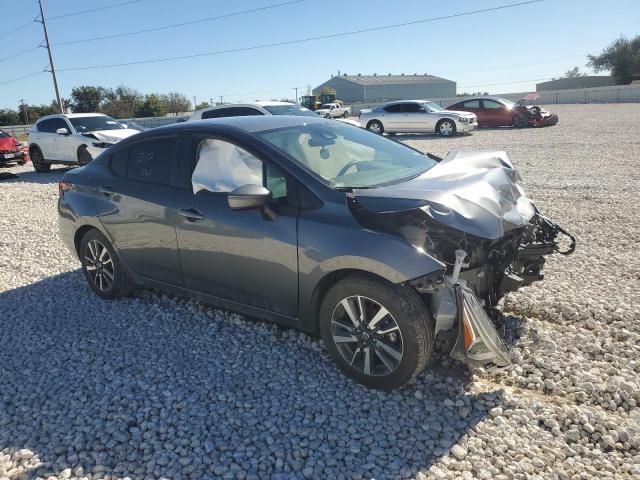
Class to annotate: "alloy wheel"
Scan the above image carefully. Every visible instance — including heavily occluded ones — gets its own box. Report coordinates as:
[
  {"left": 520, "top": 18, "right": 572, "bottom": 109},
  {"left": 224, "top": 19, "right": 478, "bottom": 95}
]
[
  {"left": 368, "top": 122, "right": 381, "bottom": 134},
  {"left": 439, "top": 121, "right": 454, "bottom": 136},
  {"left": 84, "top": 239, "right": 115, "bottom": 292},
  {"left": 331, "top": 295, "right": 404, "bottom": 376}
]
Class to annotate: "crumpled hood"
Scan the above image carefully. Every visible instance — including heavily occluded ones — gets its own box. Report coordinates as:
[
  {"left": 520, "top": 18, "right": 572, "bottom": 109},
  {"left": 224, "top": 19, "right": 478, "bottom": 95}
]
[
  {"left": 82, "top": 129, "right": 139, "bottom": 143},
  {"left": 352, "top": 150, "right": 535, "bottom": 239}
]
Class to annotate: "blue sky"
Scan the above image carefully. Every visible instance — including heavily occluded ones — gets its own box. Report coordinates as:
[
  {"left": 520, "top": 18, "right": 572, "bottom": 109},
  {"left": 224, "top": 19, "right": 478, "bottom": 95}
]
[{"left": 1, "top": 0, "right": 638, "bottom": 110}]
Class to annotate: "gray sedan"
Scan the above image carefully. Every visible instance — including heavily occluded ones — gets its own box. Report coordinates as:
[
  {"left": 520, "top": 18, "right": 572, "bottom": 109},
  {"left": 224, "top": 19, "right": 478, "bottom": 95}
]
[
  {"left": 359, "top": 100, "right": 477, "bottom": 136},
  {"left": 58, "top": 115, "right": 572, "bottom": 390}
]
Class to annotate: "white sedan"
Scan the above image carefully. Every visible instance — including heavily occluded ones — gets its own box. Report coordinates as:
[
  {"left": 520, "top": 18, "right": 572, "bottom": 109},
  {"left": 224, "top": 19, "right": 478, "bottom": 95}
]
[{"left": 28, "top": 113, "right": 139, "bottom": 172}]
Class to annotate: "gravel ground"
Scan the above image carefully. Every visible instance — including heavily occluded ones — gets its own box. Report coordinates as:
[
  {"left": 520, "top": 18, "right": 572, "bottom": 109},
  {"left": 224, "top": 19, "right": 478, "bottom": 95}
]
[{"left": 1, "top": 104, "right": 639, "bottom": 480}]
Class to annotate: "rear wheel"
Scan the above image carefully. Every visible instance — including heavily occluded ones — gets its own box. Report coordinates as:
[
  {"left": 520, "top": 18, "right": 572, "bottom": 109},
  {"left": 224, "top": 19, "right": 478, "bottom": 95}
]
[
  {"left": 30, "top": 146, "right": 50, "bottom": 173},
  {"left": 436, "top": 119, "right": 456, "bottom": 137},
  {"left": 366, "top": 120, "right": 384, "bottom": 135},
  {"left": 319, "top": 274, "right": 434, "bottom": 391},
  {"left": 80, "top": 229, "right": 135, "bottom": 300}
]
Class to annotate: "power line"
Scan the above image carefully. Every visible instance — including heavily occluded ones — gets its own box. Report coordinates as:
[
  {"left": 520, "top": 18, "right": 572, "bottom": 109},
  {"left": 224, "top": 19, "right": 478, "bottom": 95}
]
[
  {"left": 458, "top": 75, "right": 559, "bottom": 89},
  {"left": 48, "top": 0, "right": 142, "bottom": 20},
  {"left": 0, "top": 45, "right": 41, "bottom": 64},
  {"left": 0, "top": 71, "right": 44, "bottom": 87},
  {"left": 0, "top": 18, "right": 38, "bottom": 40},
  {"left": 55, "top": 0, "right": 305, "bottom": 46},
  {"left": 58, "top": 0, "right": 544, "bottom": 72}
]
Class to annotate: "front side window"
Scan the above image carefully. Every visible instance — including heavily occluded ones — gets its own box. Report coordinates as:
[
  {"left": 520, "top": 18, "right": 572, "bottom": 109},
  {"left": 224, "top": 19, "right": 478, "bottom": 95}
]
[
  {"left": 483, "top": 100, "right": 503, "bottom": 110},
  {"left": 257, "top": 121, "right": 436, "bottom": 189},
  {"left": 126, "top": 137, "right": 177, "bottom": 185},
  {"left": 191, "top": 138, "right": 287, "bottom": 200},
  {"left": 69, "top": 115, "right": 124, "bottom": 133},
  {"left": 0, "top": 130, "right": 9, "bottom": 138},
  {"left": 462, "top": 100, "right": 481, "bottom": 109}
]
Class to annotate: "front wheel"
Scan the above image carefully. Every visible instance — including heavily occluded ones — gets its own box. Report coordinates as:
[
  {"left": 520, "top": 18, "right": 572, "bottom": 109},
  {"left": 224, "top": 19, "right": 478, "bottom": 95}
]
[
  {"left": 513, "top": 114, "right": 528, "bottom": 128},
  {"left": 436, "top": 119, "right": 456, "bottom": 137},
  {"left": 30, "top": 146, "right": 50, "bottom": 173},
  {"left": 319, "top": 274, "right": 434, "bottom": 391},
  {"left": 77, "top": 145, "right": 93, "bottom": 165},
  {"left": 366, "top": 120, "right": 384, "bottom": 135},
  {"left": 342, "top": 111, "right": 348, "bottom": 118},
  {"left": 80, "top": 229, "right": 135, "bottom": 300}
]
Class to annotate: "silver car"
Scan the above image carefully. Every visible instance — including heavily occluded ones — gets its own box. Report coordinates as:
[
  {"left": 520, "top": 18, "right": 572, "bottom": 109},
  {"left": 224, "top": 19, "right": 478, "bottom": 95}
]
[{"left": 359, "top": 100, "right": 477, "bottom": 136}]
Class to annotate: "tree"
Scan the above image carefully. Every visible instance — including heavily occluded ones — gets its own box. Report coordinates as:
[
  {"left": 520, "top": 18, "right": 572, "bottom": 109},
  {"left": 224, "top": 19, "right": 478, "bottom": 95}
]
[
  {"left": 70, "top": 86, "right": 104, "bottom": 113},
  {"left": 588, "top": 35, "right": 640, "bottom": 84},
  {"left": 564, "top": 66, "right": 586, "bottom": 78},
  {"left": 163, "top": 92, "right": 191, "bottom": 115},
  {"left": 136, "top": 94, "right": 167, "bottom": 117},
  {"left": 194, "top": 102, "right": 210, "bottom": 110},
  {"left": 102, "top": 86, "right": 144, "bottom": 119}
]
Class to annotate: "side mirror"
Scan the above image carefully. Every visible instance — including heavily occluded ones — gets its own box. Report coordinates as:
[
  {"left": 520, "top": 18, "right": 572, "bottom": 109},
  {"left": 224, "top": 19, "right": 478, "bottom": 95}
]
[
  {"left": 227, "top": 184, "right": 272, "bottom": 210},
  {"left": 121, "top": 123, "right": 129, "bottom": 129},
  {"left": 56, "top": 127, "right": 69, "bottom": 136}
]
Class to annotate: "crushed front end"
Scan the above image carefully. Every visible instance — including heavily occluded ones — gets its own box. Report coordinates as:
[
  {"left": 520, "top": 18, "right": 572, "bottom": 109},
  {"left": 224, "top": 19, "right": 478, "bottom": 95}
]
[{"left": 351, "top": 150, "right": 575, "bottom": 370}]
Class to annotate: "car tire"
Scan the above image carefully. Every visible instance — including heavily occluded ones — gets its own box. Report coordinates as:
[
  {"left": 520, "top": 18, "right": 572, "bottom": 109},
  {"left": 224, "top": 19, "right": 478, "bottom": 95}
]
[
  {"left": 77, "top": 145, "right": 93, "bottom": 165},
  {"left": 366, "top": 120, "right": 384, "bottom": 135},
  {"left": 80, "top": 229, "right": 135, "bottom": 300},
  {"left": 342, "top": 111, "right": 348, "bottom": 118},
  {"left": 324, "top": 113, "right": 331, "bottom": 119},
  {"left": 30, "top": 146, "right": 50, "bottom": 173},
  {"left": 436, "top": 119, "right": 456, "bottom": 137},
  {"left": 319, "top": 274, "right": 434, "bottom": 391},
  {"left": 513, "top": 114, "right": 527, "bottom": 128}
]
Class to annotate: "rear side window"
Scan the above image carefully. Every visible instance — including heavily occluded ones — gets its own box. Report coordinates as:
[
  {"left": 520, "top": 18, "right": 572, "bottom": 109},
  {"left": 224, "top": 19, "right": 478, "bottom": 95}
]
[
  {"left": 126, "top": 137, "right": 177, "bottom": 185},
  {"left": 383, "top": 104, "right": 404, "bottom": 113},
  {"left": 462, "top": 100, "right": 480, "bottom": 108},
  {"left": 37, "top": 119, "right": 57, "bottom": 133},
  {"left": 202, "top": 108, "right": 231, "bottom": 119},
  {"left": 234, "top": 107, "right": 262, "bottom": 116}
]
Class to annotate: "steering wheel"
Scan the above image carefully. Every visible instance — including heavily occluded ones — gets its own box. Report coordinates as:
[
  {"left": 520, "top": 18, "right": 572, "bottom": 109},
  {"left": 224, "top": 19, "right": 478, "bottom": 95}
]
[{"left": 335, "top": 159, "right": 365, "bottom": 178}]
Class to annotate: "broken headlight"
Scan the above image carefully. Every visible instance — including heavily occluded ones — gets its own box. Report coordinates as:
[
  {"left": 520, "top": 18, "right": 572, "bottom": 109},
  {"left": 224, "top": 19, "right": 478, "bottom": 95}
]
[{"left": 451, "top": 283, "right": 512, "bottom": 368}]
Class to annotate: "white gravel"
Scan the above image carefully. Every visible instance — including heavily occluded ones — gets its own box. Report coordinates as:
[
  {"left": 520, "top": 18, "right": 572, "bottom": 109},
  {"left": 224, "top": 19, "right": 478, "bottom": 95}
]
[{"left": 1, "top": 104, "right": 639, "bottom": 479}]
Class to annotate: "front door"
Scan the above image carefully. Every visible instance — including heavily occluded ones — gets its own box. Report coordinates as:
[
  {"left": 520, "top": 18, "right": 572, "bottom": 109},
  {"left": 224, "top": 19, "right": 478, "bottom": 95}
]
[
  {"left": 403, "top": 103, "right": 434, "bottom": 133},
  {"left": 481, "top": 99, "right": 510, "bottom": 126},
  {"left": 174, "top": 135, "right": 299, "bottom": 317},
  {"left": 97, "top": 135, "right": 183, "bottom": 286}
]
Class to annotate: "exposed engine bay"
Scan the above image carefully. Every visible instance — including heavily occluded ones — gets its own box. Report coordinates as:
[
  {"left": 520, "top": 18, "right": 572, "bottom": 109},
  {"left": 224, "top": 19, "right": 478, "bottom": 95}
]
[{"left": 349, "top": 150, "right": 575, "bottom": 369}]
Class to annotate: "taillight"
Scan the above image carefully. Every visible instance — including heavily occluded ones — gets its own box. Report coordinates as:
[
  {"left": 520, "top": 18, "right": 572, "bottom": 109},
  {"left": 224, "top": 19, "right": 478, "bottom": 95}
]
[{"left": 59, "top": 181, "right": 71, "bottom": 197}]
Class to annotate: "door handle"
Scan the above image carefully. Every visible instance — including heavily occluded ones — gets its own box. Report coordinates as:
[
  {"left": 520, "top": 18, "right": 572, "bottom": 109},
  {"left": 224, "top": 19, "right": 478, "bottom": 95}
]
[
  {"left": 177, "top": 208, "right": 205, "bottom": 222},
  {"left": 98, "top": 185, "right": 115, "bottom": 196}
]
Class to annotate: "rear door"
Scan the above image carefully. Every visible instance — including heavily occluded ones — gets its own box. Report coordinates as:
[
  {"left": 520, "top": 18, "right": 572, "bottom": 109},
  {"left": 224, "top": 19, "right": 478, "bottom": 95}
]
[
  {"left": 96, "top": 134, "right": 184, "bottom": 286},
  {"left": 381, "top": 104, "right": 405, "bottom": 132},
  {"left": 173, "top": 132, "right": 299, "bottom": 317},
  {"left": 33, "top": 119, "right": 59, "bottom": 160}
]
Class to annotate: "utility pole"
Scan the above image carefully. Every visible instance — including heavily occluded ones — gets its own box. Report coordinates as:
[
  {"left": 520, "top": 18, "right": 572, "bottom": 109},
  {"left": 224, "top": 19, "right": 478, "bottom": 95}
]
[
  {"left": 38, "top": 0, "right": 63, "bottom": 113},
  {"left": 193, "top": 96, "right": 197, "bottom": 110},
  {"left": 20, "top": 99, "right": 29, "bottom": 124},
  {"left": 219, "top": 95, "right": 223, "bottom": 105},
  {"left": 209, "top": 97, "right": 213, "bottom": 106},
  {"left": 293, "top": 87, "right": 299, "bottom": 104}
]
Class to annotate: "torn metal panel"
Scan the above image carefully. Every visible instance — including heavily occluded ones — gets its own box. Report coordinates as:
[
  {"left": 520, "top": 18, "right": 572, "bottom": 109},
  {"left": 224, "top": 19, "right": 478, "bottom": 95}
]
[{"left": 353, "top": 150, "right": 536, "bottom": 239}]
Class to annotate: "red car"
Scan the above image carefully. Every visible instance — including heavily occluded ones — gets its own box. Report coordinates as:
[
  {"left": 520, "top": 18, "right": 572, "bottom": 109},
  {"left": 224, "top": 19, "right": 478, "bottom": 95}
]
[
  {"left": 0, "top": 129, "right": 27, "bottom": 166},
  {"left": 447, "top": 95, "right": 558, "bottom": 128}
]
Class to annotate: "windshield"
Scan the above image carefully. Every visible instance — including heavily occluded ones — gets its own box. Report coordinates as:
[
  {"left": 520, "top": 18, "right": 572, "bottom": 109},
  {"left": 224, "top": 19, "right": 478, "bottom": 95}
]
[
  {"left": 501, "top": 98, "right": 516, "bottom": 108},
  {"left": 69, "top": 116, "right": 124, "bottom": 133},
  {"left": 423, "top": 101, "right": 444, "bottom": 112},
  {"left": 0, "top": 130, "right": 9, "bottom": 138},
  {"left": 262, "top": 105, "right": 318, "bottom": 117},
  {"left": 256, "top": 121, "right": 437, "bottom": 189},
  {"left": 321, "top": 104, "right": 333, "bottom": 109}
]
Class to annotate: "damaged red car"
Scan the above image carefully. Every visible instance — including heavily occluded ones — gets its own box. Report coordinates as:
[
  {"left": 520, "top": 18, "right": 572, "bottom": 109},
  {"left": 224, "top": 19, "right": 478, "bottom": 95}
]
[
  {"left": 0, "top": 130, "right": 27, "bottom": 166},
  {"left": 447, "top": 94, "right": 558, "bottom": 128}
]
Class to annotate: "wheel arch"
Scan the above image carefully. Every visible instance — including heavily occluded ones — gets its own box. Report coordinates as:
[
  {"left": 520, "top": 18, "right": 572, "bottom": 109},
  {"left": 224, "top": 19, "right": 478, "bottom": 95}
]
[
  {"left": 435, "top": 117, "right": 457, "bottom": 133},
  {"left": 308, "top": 268, "right": 397, "bottom": 336},
  {"left": 74, "top": 224, "right": 99, "bottom": 257}
]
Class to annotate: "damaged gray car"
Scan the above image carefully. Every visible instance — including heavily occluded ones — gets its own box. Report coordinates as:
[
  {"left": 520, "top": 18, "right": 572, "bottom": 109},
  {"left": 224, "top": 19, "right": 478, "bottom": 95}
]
[{"left": 58, "top": 116, "right": 575, "bottom": 391}]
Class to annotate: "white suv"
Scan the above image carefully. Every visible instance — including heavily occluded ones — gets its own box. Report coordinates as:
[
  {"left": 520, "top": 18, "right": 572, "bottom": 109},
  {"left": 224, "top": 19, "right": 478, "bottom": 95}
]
[{"left": 28, "top": 113, "right": 139, "bottom": 173}]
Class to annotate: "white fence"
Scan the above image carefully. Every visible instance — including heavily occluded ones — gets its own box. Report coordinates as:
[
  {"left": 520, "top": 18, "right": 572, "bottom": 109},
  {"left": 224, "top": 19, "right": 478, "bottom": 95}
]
[{"left": 348, "top": 84, "right": 640, "bottom": 114}]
